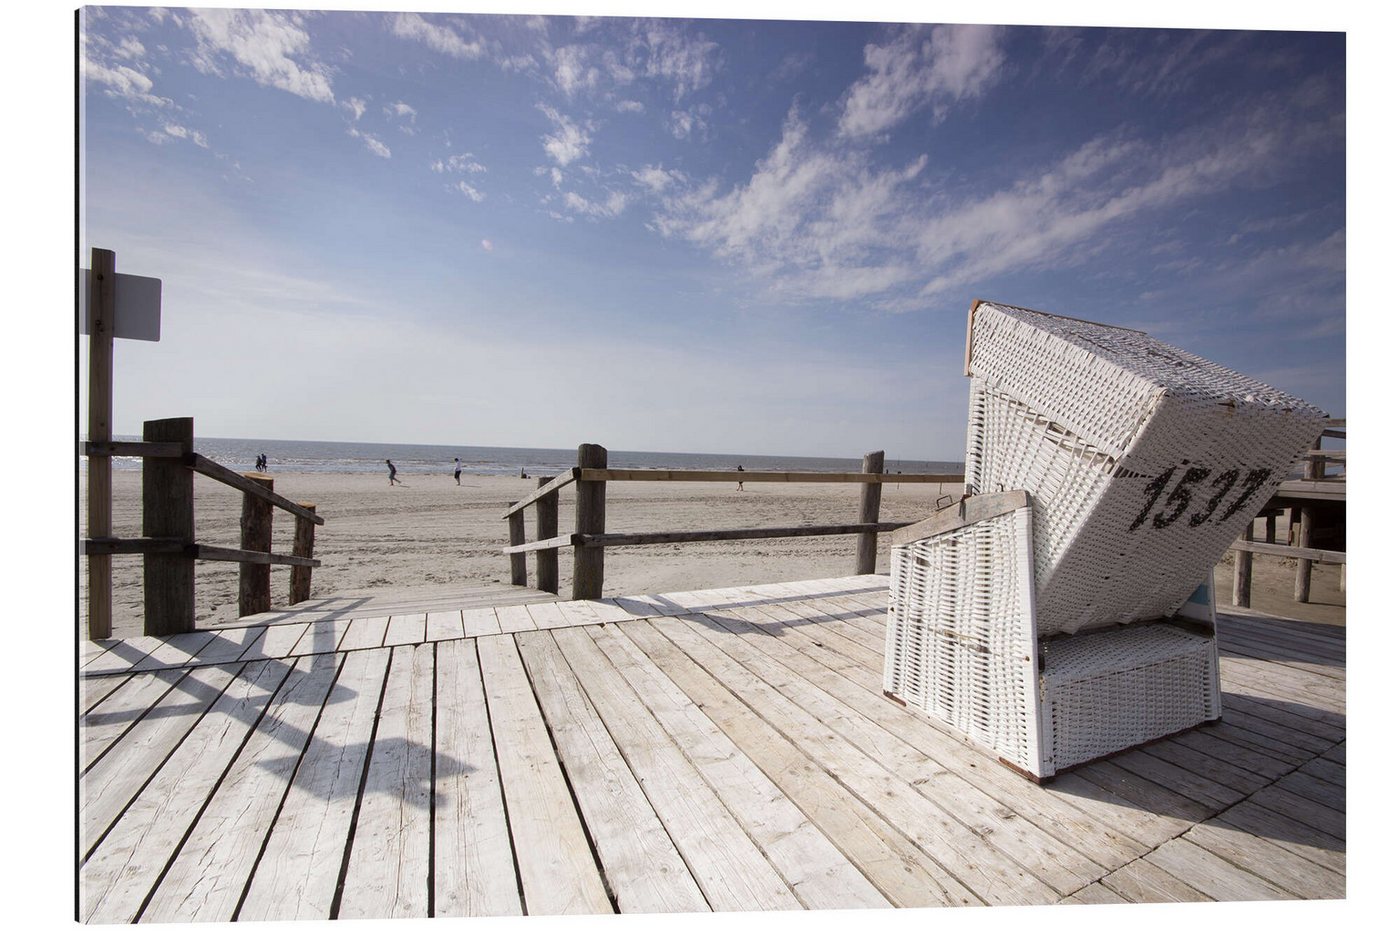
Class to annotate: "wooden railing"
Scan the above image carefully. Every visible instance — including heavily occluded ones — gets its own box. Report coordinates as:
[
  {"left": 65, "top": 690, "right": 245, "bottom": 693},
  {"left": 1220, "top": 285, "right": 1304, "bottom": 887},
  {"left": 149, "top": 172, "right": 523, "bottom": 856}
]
[
  {"left": 1231, "top": 418, "right": 1345, "bottom": 608},
  {"left": 81, "top": 416, "right": 325, "bottom": 639},
  {"left": 503, "top": 443, "right": 961, "bottom": 600}
]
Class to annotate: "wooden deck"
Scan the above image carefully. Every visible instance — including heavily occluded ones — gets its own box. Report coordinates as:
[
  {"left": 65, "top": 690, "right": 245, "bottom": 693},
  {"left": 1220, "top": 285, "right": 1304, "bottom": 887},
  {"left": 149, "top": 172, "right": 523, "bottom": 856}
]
[{"left": 78, "top": 575, "right": 1345, "bottom": 921}]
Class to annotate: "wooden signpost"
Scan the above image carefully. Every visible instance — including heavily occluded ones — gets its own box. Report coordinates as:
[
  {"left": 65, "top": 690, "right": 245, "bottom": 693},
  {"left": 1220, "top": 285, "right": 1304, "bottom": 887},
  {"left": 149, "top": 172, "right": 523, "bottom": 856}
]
[{"left": 82, "top": 248, "right": 162, "bottom": 639}]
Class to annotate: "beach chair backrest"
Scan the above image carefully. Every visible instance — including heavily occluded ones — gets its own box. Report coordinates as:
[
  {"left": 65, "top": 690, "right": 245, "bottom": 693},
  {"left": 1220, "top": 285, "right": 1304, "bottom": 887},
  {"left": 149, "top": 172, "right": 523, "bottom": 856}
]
[{"left": 963, "top": 301, "right": 1327, "bottom": 635}]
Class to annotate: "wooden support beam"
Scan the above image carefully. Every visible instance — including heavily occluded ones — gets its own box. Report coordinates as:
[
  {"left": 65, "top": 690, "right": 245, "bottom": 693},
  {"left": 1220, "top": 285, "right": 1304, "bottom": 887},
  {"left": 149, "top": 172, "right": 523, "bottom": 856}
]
[
  {"left": 86, "top": 248, "right": 115, "bottom": 640},
  {"left": 890, "top": 490, "right": 1031, "bottom": 547},
  {"left": 577, "top": 522, "right": 906, "bottom": 548},
  {"left": 290, "top": 504, "right": 316, "bottom": 605},
  {"left": 1232, "top": 520, "right": 1253, "bottom": 608},
  {"left": 854, "top": 451, "right": 884, "bottom": 575},
  {"left": 572, "top": 444, "right": 608, "bottom": 600},
  {"left": 1231, "top": 540, "right": 1345, "bottom": 564},
  {"left": 191, "top": 454, "right": 323, "bottom": 524},
  {"left": 507, "top": 502, "right": 527, "bottom": 587},
  {"left": 576, "top": 468, "right": 960, "bottom": 484},
  {"left": 502, "top": 534, "right": 573, "bottom": 556},
  {"left": 196, "top": 545, "right": 319, "bottom": 567},
  {"left": 239, "top": 473, "right": 275, "bottom": 617},
  {"left": 83, "top": 440, "right": 186, "bottom": 459},
  {"left": 1295, "top": 435, "right": 1322, "bottom": 603},
  {"left": 142, "top": 417, "right": 195, "bottom": 636},
  {"left": 535, "top": 476, "right": 559, "bottom": 594},
  {"left": 501, "top": 468, "right": 578, "bottom": 518}
]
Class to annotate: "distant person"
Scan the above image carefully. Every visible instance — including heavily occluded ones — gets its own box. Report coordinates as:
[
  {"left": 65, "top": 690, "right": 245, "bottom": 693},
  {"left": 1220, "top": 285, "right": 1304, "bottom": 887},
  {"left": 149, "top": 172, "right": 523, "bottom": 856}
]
[
  {"left": 386, "top": 459, "right": 402, "bottom": 486},
  {"left": 736, "top": 464, "right": 744, "bottom": 492},
  {"left": 256, "top": 453, "right": 266, "bottom": 472},
  {"left": 520, "top": 467, "right": 528, "bottom": 479},
  {"left": 453, "top": 457, "right": 462, "bottom": 485}
]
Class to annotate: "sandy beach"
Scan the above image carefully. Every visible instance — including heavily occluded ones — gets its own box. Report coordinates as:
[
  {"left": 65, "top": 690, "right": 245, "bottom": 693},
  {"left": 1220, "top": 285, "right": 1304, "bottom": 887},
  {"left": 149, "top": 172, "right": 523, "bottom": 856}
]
[{"left": 82, "top": 467, "right": 1344, "bottom": 641}]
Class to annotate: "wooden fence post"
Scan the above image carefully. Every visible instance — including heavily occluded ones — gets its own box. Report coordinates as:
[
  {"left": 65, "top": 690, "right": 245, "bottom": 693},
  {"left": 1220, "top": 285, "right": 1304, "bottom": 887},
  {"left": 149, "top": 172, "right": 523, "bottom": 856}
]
[
  {"left": 535, "top": 476, "right": 559, "bottom": 594},
  {"left": 239, "top": 473, "right": 275, "bottom": 616},
  {"left": 855, "top": 450, "right": 885, "bottom": 575},
  {"left": 1233, "top": 519, "right": 1254, "bottom": 608},
  {"left": 289, "top": 502, "right": 317, "bottom": 605},
  {"left": 1295, "top": 435, "right": 1323, "bottom": 603},
  {"left": 507, "top": 503, "right": 527, "bottom": 587},
  {"left": 87, "top": 248, "right": 116, "bottom": 640},
  {"left": 143, "top": 417, "right": 195, "bottom": 636},
  {"left": 573, "top": 443, "right": 608, "bottom": 600}
]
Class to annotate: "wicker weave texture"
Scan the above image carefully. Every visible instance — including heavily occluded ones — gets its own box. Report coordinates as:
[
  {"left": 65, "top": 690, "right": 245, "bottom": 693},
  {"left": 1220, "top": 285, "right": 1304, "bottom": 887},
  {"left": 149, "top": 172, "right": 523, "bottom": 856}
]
[
  {"left": 965, "top": 305, "right": 1328, "bottom": 636},
  {"left": 1041, "top": 626, "right": 1219, "bottom": 768},
  {"left": 885, "top": 507, "right": 1042, "bottom": 772}
]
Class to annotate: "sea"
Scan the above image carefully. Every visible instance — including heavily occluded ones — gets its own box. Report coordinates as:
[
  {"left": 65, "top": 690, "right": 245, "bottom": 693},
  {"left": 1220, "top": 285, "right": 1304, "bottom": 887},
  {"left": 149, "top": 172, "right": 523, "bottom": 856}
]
[{"left": 106, "top": 435, "right": 965, "bottom": 479}]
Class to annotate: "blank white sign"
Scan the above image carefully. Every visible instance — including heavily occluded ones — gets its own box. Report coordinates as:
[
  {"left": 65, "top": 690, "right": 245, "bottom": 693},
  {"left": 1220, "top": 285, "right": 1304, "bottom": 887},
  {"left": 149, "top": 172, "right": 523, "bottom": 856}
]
[{"left": 78, "top": 269, "right": 162, "bottom": 341}]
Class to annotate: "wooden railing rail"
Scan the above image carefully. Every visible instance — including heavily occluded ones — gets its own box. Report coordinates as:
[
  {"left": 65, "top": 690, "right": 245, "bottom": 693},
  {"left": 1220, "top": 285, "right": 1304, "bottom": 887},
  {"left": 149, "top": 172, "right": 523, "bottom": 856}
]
[
  {"left": 81, "top": 416, "right": 323, "bottom": 638},
  {"left": 1234, "top": 418, "right": 1346, "bottom": 609},
  {"left": 504, "top": 442, "right": 964, "bottom": 600}
]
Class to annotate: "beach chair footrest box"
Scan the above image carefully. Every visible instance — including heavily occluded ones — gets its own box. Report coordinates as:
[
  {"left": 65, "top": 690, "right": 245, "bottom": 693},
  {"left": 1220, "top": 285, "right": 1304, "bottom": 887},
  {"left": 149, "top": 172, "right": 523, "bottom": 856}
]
[{"left": 1040, "top": 625, "right": 1220, "bottom": 771}]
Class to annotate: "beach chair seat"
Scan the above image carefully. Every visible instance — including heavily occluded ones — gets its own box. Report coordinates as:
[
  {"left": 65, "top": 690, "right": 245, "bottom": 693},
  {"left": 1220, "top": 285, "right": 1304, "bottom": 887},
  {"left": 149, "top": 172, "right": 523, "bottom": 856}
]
[{"left": 884, "top": 300, "right": 1326, "bottom": 780}]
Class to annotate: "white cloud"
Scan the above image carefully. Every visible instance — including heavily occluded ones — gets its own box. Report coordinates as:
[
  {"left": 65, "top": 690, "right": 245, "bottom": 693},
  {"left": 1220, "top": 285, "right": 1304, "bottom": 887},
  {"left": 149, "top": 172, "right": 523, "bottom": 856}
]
[
  {"left": 615, "top": 99, "right": 644, "bottom": 114},
  {"left": 632, "top": 165, "right": 686, "bottom": 193},
  {"left": 348, "top": 128, "right": 391, "bottom": 158},
  {"left": 563, "top": 189, "right": 628, "bottom": 218},
  {"left": 838, "top": 24, "right": 1005, "bottom": 139},
  {"left": 538, "top": 104, "right": 592, "bottom": 166},
  {"left": 640, "top": 22, "right": 720, "bottom": 103},
  {"left": 83, "top": 58, "right": 168, "bottom": 107},
  {"left": 480, "top": 239, "right": 495, "bottom": 252},
  {"left": 387, "top": 101, "right": 417, "bottom": 119},
  {"left": 160, "top": 123, "right": 210, "bottom": 148},
  {"left": 186, "top": 8, "right": 335, "bottom": 105},
  {"left": 552, "top": 45, "right": 600, "bottom": 96},
  {"left": 432, "top": 153, "right": 487, "bottom": 174},
  {"left": 455, "top": 181, "right": 485, "bottom": 202},
  {"left": 389, "top": 12, "right": 483, "bottom": 61},
  {"left": 343, "top": 97, "right": 366, "bottom": 121}
]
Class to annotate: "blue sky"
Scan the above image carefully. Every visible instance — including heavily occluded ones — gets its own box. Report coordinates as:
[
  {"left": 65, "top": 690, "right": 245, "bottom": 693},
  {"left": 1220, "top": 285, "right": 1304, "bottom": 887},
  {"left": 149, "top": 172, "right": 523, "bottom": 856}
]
[{"left": 77, "top": 3, "right": 1347, "bottom": 460}]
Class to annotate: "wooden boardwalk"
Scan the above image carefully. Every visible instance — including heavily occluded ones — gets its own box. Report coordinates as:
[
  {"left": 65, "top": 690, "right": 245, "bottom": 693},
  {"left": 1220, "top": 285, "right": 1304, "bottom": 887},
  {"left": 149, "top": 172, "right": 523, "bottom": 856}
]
[{"left": 78, "top": 575, "right": 1345, "bottom": 921}]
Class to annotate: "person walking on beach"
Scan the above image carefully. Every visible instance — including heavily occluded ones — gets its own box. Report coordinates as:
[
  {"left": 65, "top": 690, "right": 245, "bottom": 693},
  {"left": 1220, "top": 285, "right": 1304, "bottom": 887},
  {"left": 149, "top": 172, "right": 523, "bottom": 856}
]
[
  {"left": 453, "top": 458, "right": 461, "bottom": 485},
  {"left": 736, "top": 464, "right": 744, "bottom": 492},
  {"left": 386, "top": 459, "right": 402, "bottom": 486}
]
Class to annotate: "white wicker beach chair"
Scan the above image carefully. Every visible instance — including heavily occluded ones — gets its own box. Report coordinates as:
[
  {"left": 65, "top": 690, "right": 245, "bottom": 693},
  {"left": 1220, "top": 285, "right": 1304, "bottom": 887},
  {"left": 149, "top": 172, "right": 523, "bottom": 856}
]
[{"left": 884, "top": 300, "right": 1328, "bottom": 781}]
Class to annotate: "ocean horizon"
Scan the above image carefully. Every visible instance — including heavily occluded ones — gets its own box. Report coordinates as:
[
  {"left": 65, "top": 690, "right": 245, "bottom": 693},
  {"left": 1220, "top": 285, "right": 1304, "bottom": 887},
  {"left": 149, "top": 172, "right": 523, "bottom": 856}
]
[{"left": 101, "top": 435, "right": 965, "bottom": 479}]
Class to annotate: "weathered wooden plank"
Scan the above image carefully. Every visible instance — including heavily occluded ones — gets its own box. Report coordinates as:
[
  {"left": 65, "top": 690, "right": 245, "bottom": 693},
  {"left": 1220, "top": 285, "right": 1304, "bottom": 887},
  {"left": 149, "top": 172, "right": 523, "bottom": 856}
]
[
  {"left": 493, "top": 603, "right": 538, "bottom": 634},
  {"left": 80, "top": 659, "right": 289, "bottom": 923},
  {"left": 80, "top": 671, "right": 129, "bottom": 715},
  {"left": 1215, "top": 800, "right": 1346, "bottom": 875},
  {"left": 82, "top": 636, "right": 163, "bottom": 675},
  {"left": 424, "top": 609, "right": 464, "bottom": 642},
  {"left": 578, "top": 468, "right": 959, "bottom": 484},
  {"left": 1061, "top": 882, "right": 1129, "bottom": 904},
  {"left": 237, "top": 622, "right": 312, "bottom": 662},
  {"left": 338, "top": 643, "right": 436, "bottom": 919},
  {"left": 522, "top": 601, "right": 574, "bottom": 630},
  {"left": 1102, "top": 749, "right": 1243, "bottom": 812},
  {"left": 1169, "top": 729, "right": 1297, "bottom": 782},
  {"left": 460, "top": 607, "right": 502, "bottom": 638},
  {"left": 238, "top": 648, "right": 392, "bottom": 921},
  {"left": 433, "top": 639, "right": 522, "bottom": 917},
  {"left": 190, "top": 453, "right": 323, "bottom": 525},
  {"left": 551, "top": 625, "right": 800, "bottom": 911},
  {"left": 141, "top": 654, "right": 342, "bottom": 922},
  {"left": 587, "top": 623, "right": 889, "bottom": 910},
  {"left": 1220, "top": 700, "right": 1336, "bottom": 755},
  {"left": 1299, "top": 756, "right": 1345, "bottom": 787},
  {"left": 186, "top": 626, "right": 269, "bottom": 665},
  {"left": 1137, "top": 738, "right": 1273, "bottom": 797},
  {"left": 337, "top": 616, "right": 390, "bottom": 652},
  {"left": 665, "top": 614, "right": 1056, "bottom": 906},
  {"left": 476, "top": 634, "right": 612, "bottom": 915},
  {"left": 1321, "top": 741, "right": 1345, "bottom": 765},
  {"left": 1142, "top": 837, "right": 1296, "bottom": 901},
  {"left": 729, "top": 601, "right": 1148, "bottom": 870},
  {"left": 1275, "top": 770, "right": 1345, "bottom": 813},
  {"left": 516, "top": 630, "right": 709, "bottom": 913},
  {"left": 1245, "top": 784, "right": 1345, "bottom": 840},
  {"left": 80, "top": 667, "right": 189, "bottom": 772},
  {"left": 694, "top": 608, "right": 1103, "bottom": 896},
  {"left": 382, "top": 613, "right": 427, "bottom": 647},
  {"left": 618, "top": 620, "right": 977, "bottom": 908},
  {"left": 130, "top": 631, "right": 220, "bottom": 672},
  {"left": 80, "top": 665, "right": 244, "bottom": 858},
  {"left": 1100, "top": 858, "right": 1211, "bottom": 903},
  {"left": 287, "top": 617, "right": 353, "bottom": 657},
  {"left": 1073, "top": 760, "right": 1216, "bottom": 825},
  {"left": 1183, "top": 821, "right": 1345, "bottom": 899}
]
